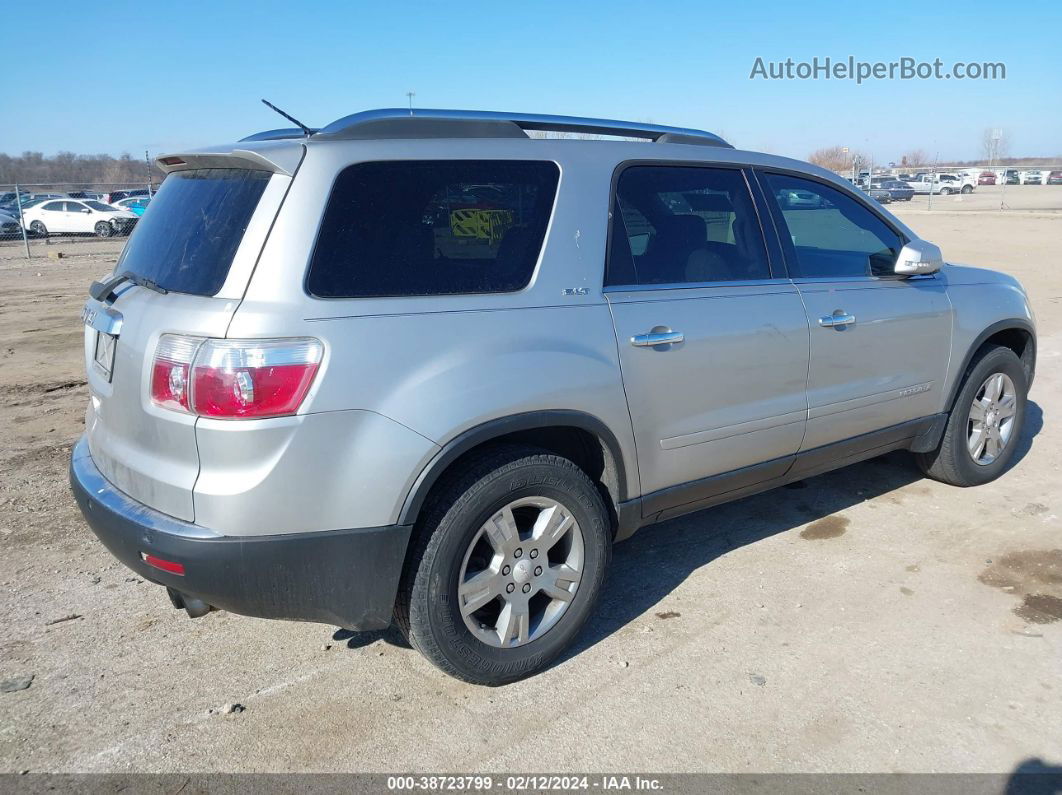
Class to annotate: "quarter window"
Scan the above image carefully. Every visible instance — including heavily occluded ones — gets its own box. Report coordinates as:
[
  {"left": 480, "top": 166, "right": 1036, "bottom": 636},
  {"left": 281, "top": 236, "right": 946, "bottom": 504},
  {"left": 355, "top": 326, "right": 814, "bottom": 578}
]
[
  {"left": 307, "top": 160, "right": 559, "bottom": 298},
  {"left": 762, "top": 173, "right": 904, "bottom": 278},
  {"left": 606, "top": 166, "right": 770, "bottom": 286}
]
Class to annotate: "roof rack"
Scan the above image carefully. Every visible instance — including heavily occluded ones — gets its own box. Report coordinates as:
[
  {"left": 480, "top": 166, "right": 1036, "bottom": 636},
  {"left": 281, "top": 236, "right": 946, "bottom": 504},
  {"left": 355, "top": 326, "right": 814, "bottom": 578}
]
[
  {"left": 240, "top": 127, "right": 319, "bottom": 142},
  {"left": 241, "top": 109, "right": 732, "bottom": 148}
]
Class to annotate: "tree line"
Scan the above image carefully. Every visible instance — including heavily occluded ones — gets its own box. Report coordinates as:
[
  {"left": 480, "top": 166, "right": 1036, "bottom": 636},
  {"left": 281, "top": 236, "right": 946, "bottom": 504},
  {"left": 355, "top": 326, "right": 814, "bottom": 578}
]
[
  {"left": 808, "top": 128, "right": 1060, "bottom": 174},
  {"left": 0, "top": 152, "right": 166, "bottom": 187}
]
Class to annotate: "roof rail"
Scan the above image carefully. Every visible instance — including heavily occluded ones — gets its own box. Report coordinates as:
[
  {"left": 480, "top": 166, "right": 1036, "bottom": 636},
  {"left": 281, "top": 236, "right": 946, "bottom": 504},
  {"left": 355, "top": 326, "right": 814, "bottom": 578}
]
[
  {"left": 240, "top": 127, "right": 319, "bottom": 142},
  {"left": 307, "top": 109, "right": 732, "bottom": 148}
]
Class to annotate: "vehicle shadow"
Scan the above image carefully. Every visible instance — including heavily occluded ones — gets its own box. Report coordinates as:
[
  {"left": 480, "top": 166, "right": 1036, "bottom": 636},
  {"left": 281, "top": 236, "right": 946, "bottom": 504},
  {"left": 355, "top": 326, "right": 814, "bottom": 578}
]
[
  {"left": 1004, "top": 757, "right": 1062, "bottom": 794},
  {"left": 559, "top": 399, "right": 1043, "bottom": 665}
]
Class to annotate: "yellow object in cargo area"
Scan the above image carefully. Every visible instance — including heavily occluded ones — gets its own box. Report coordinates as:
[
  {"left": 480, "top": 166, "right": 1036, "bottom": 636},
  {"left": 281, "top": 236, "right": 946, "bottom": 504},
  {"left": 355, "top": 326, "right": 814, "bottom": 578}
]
[{"left": 450, "top": 208, "right": 513, "bottom": 244}]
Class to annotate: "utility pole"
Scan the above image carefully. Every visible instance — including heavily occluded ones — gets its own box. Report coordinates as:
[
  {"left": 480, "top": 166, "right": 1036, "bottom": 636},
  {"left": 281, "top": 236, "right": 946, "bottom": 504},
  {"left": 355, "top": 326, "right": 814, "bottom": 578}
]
[
  {"left": 406, "top": 91, "right": 416, "bottom": 115},
  {"left": 145, "top": 149, "right": 153, "bottom": 196}
]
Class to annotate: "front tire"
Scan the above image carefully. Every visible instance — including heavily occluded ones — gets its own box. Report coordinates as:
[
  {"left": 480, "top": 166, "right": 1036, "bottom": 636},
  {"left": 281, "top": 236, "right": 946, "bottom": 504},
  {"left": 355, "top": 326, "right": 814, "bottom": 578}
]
[
  {"left": 396, "top": 445, "right": 611, "bottom": 685},
  {"left": 29, "top": 220, "right": 47, "bottom": 236},
  {"left": 961, "top": 185, "right": 973, "bottom": 194},
  {"left": 916, "top": 344, "right": 1027, "bottom": 486},
  {"left": 94, "top": 221, "right": 113, "bottom": 238}
]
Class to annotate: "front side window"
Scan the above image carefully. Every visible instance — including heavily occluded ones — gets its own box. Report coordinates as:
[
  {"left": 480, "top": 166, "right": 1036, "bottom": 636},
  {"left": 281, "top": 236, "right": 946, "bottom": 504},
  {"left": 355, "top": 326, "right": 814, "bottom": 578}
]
[
  {"left": 307, "top": 160, "right": 559, "bottom": 298},
  {"left": 762, "top": 173, "right": 904, "bottom": 278},
  {"left": 606, "top": 166, "right": 771, "bottom": 286}
]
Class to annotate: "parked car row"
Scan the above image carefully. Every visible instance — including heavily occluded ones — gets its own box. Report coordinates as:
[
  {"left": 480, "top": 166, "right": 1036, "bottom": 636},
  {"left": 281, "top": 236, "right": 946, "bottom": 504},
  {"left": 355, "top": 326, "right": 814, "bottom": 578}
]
[{"left": 0, "top": 189, "right": 152, "bottom": 239}]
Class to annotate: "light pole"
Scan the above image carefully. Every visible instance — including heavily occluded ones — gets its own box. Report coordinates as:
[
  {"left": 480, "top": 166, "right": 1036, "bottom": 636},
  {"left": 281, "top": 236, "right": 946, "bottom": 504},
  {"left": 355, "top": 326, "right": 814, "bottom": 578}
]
[{"left": 406, "top": 91, "right": 415, "bottom": 115}]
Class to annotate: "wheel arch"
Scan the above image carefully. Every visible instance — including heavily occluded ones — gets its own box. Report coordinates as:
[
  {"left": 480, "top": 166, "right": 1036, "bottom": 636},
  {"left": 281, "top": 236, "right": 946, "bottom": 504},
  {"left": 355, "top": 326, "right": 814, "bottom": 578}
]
[
  {"left": 946, "top": 319, "right": 1036, "bottom": 412},
  {"left": 397, "top": 410, "right": 630, "bottom": 532}
]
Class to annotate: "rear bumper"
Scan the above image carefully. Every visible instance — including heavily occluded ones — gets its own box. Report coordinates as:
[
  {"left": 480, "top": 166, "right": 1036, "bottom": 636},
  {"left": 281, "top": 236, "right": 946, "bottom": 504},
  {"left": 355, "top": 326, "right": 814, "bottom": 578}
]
[{"left": 70, "top": 435, "right": 411, "bottom": 630}]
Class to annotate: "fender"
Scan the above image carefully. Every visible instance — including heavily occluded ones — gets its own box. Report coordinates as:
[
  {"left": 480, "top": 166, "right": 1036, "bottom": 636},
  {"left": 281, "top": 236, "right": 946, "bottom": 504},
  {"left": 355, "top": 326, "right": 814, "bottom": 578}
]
[
  {"left": 397, "top": 410, "right": 629, "bottom": 526},
  {"left": 944, "top": 318, "right": 1036, "bottom": 413}
]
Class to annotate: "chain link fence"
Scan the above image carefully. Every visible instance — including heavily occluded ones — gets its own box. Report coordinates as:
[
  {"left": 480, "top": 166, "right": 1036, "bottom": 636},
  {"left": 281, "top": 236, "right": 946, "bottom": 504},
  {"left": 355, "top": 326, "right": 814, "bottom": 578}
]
[{"left": 0, "top": 180, "right": 158, "bottom": 256}]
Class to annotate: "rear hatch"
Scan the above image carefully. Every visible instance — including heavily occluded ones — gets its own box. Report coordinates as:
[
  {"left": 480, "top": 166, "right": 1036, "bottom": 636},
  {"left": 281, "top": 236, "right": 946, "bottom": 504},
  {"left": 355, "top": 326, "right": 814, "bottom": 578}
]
[{"left": 82, "top": 157, "right": 297, "bottom": 521}]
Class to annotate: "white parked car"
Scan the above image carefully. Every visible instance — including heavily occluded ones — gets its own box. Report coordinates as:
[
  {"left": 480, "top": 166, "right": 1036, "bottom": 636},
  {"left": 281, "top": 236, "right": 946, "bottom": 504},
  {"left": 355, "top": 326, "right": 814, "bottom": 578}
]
[
  {"left": 21, "top": 199, "right": 138, "bottom": 238},
  {"left": 905, "top": 173, "right": 974, "bottom": 195}
]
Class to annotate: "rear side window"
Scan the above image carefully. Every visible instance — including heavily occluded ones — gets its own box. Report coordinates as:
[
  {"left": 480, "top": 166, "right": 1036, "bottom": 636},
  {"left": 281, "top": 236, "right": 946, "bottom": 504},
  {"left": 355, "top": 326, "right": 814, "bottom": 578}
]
[
  {"left": 606, "top": 166, "right": 771, "bottom": 286},
  {"left": 117, "top": 168, "right": 271, "bottom": 297},
  {"left": 307, "top": 160, "right": 559, "bottom": 298}
]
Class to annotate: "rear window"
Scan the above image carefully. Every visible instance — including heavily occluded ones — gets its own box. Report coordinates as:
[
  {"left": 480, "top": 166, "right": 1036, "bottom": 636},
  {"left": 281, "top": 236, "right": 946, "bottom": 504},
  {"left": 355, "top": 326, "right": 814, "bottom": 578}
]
[
  {"left": 117, "top": 168, "right": 271, "bottom": 296},
  {"left": 307, "top": 160, "right": 559, "bottom": 298}
]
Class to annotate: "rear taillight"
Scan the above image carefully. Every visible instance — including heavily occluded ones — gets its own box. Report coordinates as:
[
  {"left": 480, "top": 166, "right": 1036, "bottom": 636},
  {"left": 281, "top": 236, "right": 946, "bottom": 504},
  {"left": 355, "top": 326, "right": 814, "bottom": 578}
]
[
  {"left": 151, "top": 335, "right": 200, "bottom": 412},
  {"left": 150, "top": 336, "right": 323, "bottom": 419}
]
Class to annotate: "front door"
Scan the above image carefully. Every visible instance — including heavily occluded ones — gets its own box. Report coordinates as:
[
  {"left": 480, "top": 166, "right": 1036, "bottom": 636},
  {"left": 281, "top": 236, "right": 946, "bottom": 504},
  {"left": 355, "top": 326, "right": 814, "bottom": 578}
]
[
  {"left": 758, "top": 170, "right": 952, "bottom": 452},
  {"left": 605, "top": 164, "right": 810, "bottom": 516},
  {"left": 65, "top": 201, "right": 95, "bottom": 233}
]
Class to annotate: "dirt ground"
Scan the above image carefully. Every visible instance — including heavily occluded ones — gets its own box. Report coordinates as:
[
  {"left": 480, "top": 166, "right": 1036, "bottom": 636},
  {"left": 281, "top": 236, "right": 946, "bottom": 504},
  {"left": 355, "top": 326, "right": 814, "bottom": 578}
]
[{"left": 0, "top": 190, "right": 1060, "bottom": 774}]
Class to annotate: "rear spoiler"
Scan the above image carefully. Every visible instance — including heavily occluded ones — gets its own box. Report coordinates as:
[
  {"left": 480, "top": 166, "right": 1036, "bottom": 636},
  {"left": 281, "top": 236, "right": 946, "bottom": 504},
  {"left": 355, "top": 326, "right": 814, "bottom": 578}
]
[{"left": 155, "top": 143, "right": 303, "bottom": 176}]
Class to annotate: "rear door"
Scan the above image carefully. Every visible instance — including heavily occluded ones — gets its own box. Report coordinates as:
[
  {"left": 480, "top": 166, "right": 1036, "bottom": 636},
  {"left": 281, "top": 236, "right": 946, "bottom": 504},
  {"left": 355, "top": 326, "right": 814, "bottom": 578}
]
[
  {"left": 82, "top": 165, "right": 291, "bottom": 520},
  {"left": 605, "top": 164, "right": 809, "bottom": 517},
  {"left": 39, "top": 201, "right": 69, "bottom": 231},
  {"left": 758, "top": 170, "right": 952, "bottom": 452}
]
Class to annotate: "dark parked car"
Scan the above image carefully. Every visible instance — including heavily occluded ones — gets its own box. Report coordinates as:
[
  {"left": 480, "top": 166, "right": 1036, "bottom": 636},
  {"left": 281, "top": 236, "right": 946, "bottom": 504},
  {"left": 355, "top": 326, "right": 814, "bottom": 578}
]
[
  {"left": 1048, "top": 171, "right": 1062, "bottom": 185},
  {"left": 104, "top": 188, "right": 150, "bottom": 205},
  {"left": 977, "top": 172, "right": 997, "bottom": 185},
  {"left": 1003, "top": 170, "right": 1021, "bottom": 185},
  {"left": 875, "top": 180, "right": 914, "bottom": 201}
]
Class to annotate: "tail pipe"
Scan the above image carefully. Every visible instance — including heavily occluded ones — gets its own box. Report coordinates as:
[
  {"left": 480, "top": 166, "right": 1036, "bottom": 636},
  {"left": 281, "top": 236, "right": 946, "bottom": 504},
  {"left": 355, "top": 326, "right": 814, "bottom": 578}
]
[{"left": 166, "top": 587, "right": 214, "bottom": 619}]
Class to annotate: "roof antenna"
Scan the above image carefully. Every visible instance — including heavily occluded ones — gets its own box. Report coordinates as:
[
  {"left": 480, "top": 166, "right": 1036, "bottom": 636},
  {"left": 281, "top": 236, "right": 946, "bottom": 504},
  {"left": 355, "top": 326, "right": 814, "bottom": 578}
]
[{"left": 260, "top": 98, "right": 314, "bottom": 137}]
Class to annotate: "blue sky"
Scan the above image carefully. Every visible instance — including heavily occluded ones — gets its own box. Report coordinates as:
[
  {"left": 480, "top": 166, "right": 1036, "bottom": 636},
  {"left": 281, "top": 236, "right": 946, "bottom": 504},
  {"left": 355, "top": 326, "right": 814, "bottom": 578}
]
[{"left": 3, "top": 0, "right": 1060, "bottom": 162}]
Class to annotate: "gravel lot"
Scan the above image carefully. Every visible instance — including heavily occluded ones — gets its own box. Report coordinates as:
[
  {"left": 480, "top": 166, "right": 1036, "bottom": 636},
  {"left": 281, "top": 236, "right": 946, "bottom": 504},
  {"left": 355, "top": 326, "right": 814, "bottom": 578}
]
[{"left": 1, "top": 187, "right": 1060, "bottom": 774}]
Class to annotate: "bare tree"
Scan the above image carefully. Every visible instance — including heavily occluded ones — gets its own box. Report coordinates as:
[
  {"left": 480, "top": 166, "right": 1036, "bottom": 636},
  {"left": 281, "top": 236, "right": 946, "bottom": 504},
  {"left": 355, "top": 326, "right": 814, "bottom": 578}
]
[
  {"left": 0, "top": 151, "right": 164, "bottom": 186},
  {"left": 981, "top": 128, "right": 1009, "bottom": 165},
  {"left": 808, "top": 146, "right": 850, "bottom": 172},
  {"left": 901, "top": 149, "right": 929, "bottom": 169}
]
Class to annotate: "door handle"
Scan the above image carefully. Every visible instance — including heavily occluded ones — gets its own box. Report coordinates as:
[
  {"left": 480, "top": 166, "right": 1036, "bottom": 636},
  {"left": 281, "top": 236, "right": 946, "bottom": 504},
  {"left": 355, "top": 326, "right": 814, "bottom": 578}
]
[
  {"left": 818, "top": 312, "right": 856, "bottom": 328},
  {"left": 631, "top": 330, "right": 684, "bottom": 347}
]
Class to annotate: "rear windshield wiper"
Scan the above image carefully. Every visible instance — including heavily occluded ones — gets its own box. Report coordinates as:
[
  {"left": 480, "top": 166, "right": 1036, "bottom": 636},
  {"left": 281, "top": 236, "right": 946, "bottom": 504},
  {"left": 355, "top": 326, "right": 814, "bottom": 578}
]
[{"left": 89, "top": 271, "right": 169, "bottom": 303}]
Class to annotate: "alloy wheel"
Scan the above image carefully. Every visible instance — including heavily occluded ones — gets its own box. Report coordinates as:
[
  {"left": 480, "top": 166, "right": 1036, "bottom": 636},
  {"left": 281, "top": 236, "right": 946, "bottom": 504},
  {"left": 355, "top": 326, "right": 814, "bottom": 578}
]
[
  {"left": 457, "top": 496, "right": 584, "bottom": 648},
  {"left": 968, "top": 372, "right": 1017, "bottom": 465}
]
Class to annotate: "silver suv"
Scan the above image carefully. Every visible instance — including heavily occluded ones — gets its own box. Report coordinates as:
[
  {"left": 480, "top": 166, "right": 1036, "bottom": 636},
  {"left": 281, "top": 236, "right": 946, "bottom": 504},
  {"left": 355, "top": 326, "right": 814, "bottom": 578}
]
[{"left": 71, "top": 109, "right": 1036, "bottom": 685}]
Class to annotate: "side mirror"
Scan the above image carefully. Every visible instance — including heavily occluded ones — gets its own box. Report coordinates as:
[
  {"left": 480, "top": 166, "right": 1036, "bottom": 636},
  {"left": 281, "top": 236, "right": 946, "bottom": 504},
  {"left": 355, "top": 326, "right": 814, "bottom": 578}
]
[
  {"left": 895, "top": 239, "right": 943, "bottom": 276},
  {"left": 81, "top": 208, "right": 92, "bottom": 213}
]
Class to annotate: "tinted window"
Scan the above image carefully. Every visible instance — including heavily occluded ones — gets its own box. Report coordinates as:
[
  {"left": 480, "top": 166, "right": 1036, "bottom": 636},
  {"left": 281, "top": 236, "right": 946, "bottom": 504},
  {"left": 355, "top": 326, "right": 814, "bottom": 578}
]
[
  {"left": 116, "top": 168, "right": 271, "bottom": 296},
  {"left": 65, "top": 202, "right": 87, "bottom": 212},
  {"left": 307, "top": 161, "right": 559, "bottom": 298},
  {"left": 763, "top": 173, "right": 903, "bottom": 278},
  {"left": 42, "top": 201, "right": 64, "bottom": 212},
  {"left": 85, "top": 201, "right": 112, "bottom": 211},
  {"left": 606, "top": 166, "right": 770, "bottom": 286}
]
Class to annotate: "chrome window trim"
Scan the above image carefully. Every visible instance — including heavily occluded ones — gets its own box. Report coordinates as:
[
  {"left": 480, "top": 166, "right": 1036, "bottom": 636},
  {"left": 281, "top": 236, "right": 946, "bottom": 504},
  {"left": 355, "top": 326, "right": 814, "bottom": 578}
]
[{"left": 603, "top": 277, "right": 794, "bottom": 293}]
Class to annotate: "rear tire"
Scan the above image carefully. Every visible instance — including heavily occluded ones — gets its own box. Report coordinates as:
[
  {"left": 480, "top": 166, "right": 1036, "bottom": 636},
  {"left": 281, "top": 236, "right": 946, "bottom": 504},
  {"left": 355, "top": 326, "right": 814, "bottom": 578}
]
[
  {"left": 916, "top": 344, "right": 1027, "bottom": 486},
  {"left": 94, "top": 221, "right": 113, "bottom": 238},
  {"left": 395, "top": 445, "right": 611, "bottom": 685},
  {"left": 940, "top": 187, "right": 953, "bottom": 195}
]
